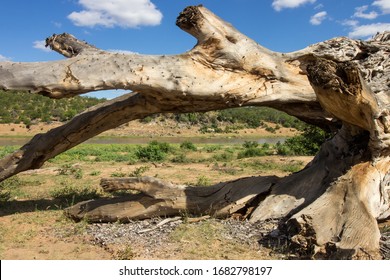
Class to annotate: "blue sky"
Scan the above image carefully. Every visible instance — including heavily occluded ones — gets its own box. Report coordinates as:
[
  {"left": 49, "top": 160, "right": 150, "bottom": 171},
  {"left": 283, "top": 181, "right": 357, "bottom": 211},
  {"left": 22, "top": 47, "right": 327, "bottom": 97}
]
[{"left": 0, "top": 0, "right": 389, "bottom": 99}]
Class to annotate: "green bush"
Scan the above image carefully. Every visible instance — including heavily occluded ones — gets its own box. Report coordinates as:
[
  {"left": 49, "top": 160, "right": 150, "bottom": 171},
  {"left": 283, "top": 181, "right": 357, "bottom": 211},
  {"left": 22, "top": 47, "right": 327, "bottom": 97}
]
[
  {"left": 237, "top": 147, "right": 266, "bottom": 158},
  {"left": 171, "top": 153, "right": 190, "bottom": 163},
  {"left": 135, "top": 141, "right": 172, "bottom": 162},
  {"left": 129, "top": 166, "right": 150, "bottom": 177},
  {"left": 213, "top": 151, "right": 234, "bottom": 162},
  {"left": 275, "top": 142, "right": 293, "bottom": 156},
  {"left": 57, "top": 164, "right": 83, "bottom": 179},
  {"left": 277, "top": 125, "right": 332, "bottom": 156},
  {"left": 199, "top": 123, "right": 223, "bottom": 134},
  {"left": 238, "top": 141, "right": 272, "bottom": 159},
  {"left": 196, "top": 176, "right": 212, "bottom": 187},
  {"left": 180, "top": 141, "right": 197, "bottom": 151},
  {"left": 204, "top": 145, "right": 222, "bottom": 153},
  {"left": 140, "top": 116, "right": 154, "bottom": 123},
  {"left": 242, "top": 141, "right": 258, "bottom": 149}
]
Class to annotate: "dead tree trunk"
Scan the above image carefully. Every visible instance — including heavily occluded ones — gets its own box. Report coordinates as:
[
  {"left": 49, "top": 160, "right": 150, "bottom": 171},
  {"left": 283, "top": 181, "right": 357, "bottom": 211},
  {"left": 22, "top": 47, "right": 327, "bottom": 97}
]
[{"left": 0, "top": 5, "right": 389, "bottom": 259}]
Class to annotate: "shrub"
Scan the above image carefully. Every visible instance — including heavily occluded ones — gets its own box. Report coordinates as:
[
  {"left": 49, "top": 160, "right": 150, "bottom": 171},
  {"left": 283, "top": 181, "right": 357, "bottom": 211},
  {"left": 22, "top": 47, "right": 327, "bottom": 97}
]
[
  {"left": 213, "top": 151, "right": 234, "bottom": 162},
  {"left": 237, "top": 147, "right": 266, "bottom": 158},
  {"left": 204, "top": 145, "right": 222, "bottom": 153},
  {"left": 196, "top": 175, "right": 212, "bottom": 187},
  {"left": 238, "top": 142, "right": 272, "bottom": 159},
  {"left": 199, "top": 124, "right": 223, "bottom": 133},
  {"left": 171, "top": 153, "right": 190, "bottom": 163},
  {"left": 140, "top": 116, "right": 154, "bottom": 123},
  {"left": 57, "top": 164, "right": 83, "bottom": 179},
  {"left": 129, "top": 166, "right": 150, "bottom": 177},
  {"left": 135, "top": 141, "right": 172, "bottom": 162},
  {"left": 242, "top": 141, "right": 258, "bottom": 149},
  {"left": 277, "top": 125, "right": 332, "bottom": 156},
  {"left": 180, "top": 141, "right": 197, "bottom": 151},
  {"left": 275, "top": 142, "right": 293, "bottom": 156}
]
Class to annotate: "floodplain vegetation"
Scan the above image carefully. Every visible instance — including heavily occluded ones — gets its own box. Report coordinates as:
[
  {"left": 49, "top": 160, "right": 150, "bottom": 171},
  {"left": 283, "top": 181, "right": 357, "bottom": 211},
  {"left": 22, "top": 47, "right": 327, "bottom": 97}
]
[{"left": 0, "top": 139, "right": 315, "bottom": 260}]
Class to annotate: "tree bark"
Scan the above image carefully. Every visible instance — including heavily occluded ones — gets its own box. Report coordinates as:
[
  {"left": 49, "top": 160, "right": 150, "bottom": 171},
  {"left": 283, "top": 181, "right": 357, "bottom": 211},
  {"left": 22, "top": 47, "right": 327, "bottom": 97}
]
[
  {"left": 66, "top": 176, "right": 276, "bottom": 222},
  {"left": 0, "top": 5, "right": 389, "bottom": 259}
]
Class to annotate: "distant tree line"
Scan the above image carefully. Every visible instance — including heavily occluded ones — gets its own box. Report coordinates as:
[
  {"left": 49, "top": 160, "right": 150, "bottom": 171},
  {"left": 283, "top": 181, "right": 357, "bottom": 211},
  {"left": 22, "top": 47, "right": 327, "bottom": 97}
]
[
  {"left": 0, "top": 90, "right": 103, "bottom": 126},
  {"left": 1, "top": 90, "right": 306, "bottom": 132},
  {"left": 142, "top": 107, "right": 307, "bottom": 133}
]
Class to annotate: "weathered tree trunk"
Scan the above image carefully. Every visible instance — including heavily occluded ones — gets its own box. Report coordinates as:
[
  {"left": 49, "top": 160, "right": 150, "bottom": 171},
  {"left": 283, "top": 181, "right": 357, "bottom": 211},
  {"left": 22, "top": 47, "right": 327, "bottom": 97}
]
[
  {"left": 0, "top": 5, "right": 389, "bottom": 259},
  {"left": 67, "top": 176, "right": 277, "bottom": 222}
]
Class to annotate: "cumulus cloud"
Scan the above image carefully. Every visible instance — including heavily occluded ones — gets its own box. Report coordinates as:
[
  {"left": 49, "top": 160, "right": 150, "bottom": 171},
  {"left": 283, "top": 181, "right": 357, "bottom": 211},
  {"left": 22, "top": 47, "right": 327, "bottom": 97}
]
[
  {"left": 310, "top": 11, "right": 327, "bottom": 25},
  {"left": 272, "top": 0, "right": 316, "bottom": 11},
  {"left": 353, "top": 5, "right": 378, "bottom": 19},
  {"left": 0, "top": 54, "right": 11, "bottom": 61},
  {"left": 68, "top": 0, "right": 163, "bottom": 28},
  {"left": 33, "top": 40, "right": 51, "bottom": 52},
  {"left": 349, "top": 22, "right": 390, "bottom": 38},
  {"left": 373, "top": 0, "right": 390, "bottom": 14}
]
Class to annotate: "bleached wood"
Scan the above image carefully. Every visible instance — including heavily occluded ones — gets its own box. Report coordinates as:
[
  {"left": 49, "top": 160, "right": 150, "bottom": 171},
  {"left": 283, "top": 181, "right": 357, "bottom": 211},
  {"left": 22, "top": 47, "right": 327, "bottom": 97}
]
[{"left": 66, "top": 176, "right": 276, "bottom": 222}]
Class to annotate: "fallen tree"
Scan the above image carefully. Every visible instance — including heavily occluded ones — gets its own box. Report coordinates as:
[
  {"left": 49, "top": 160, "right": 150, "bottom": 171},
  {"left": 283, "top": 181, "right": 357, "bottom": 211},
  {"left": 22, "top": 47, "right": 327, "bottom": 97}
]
[{"left": 0, "top": 5, "right": 389, "bottom": 259}]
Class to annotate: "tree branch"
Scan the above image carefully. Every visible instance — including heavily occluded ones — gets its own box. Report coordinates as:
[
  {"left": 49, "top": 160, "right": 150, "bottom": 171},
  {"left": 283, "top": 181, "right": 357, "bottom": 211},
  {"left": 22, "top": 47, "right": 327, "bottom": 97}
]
[{"left": 45, "top": 33, "right": 100, "bottom": 57}]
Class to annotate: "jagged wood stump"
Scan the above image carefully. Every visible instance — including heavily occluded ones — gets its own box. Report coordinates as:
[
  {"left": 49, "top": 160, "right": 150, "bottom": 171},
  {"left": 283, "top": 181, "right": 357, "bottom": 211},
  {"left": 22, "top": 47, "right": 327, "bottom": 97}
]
[{"left": 0, "top": 5, "right": 389, "bottom": 259}]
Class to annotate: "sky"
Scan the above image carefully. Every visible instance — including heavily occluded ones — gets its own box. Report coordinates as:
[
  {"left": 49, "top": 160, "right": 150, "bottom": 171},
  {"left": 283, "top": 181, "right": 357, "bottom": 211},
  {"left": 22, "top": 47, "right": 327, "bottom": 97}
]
[{"left": 0, "top": 0, "right": 389, "bottom": 99}]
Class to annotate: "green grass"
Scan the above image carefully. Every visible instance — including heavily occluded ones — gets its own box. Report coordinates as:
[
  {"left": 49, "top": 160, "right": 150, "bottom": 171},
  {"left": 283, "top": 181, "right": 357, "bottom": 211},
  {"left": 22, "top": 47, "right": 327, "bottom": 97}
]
[
  {"left": 239, "top": 159, "right": 304, "bottom": 173},
  {"left": 50, "top": 144, "right": 138, "bottom": 163},
  {"left": 0, "top": 146, "right": 18, "bottom": 158},
  {"left": 49, "top": 184, "right": 102, "bottom": 207}
]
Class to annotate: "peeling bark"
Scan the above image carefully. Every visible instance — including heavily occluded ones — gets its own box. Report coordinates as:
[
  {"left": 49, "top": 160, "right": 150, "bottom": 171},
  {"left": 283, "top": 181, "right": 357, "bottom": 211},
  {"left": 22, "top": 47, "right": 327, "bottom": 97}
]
[{"left": 0, "top": 5, "right": 389, "bottom": 259}]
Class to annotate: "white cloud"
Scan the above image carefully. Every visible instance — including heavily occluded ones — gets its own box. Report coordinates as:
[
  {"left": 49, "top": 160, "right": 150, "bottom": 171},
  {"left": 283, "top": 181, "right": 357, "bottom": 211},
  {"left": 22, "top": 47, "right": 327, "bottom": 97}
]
[
  {"left": 340, "top": 1, "right": 390, "bottom": 40},
  {"left": 108, "top": 49, "right": 138, "bottom": 55},
  {"left": 52, "top": 21, "right": 62, "bottom": 28},
  {"left": 353, "top": 5, "right": 378, "bottom": 19},
  {"left": 310, "top": 11, "right": 327, "bottom": 25},
  {"left": 349, "top": 22, "right": 390, "bottom": 38},
  {"left": 373, "top": 0, "right": 390, "bottom": 14},
  {"left": 342, "top": 19, "right": 359, "bottom": 27},
  {"left": 33, "top": 40, "right": 51, "bottom": 52},
  {"left": 272, "top": 0, "right": 316, "bottom": 11},
  {"left": 0, "top": 54, "right": 11, "bottom": 61},
  {"left": 68, "top": 0, "right": 162, "bottom": 28}
]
